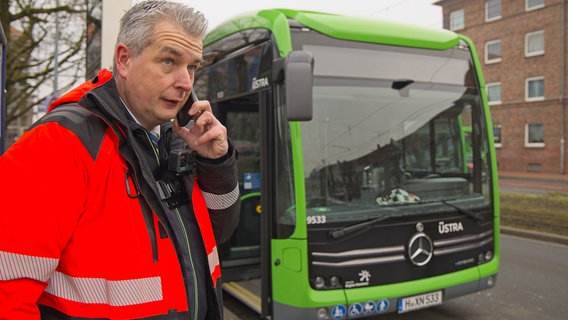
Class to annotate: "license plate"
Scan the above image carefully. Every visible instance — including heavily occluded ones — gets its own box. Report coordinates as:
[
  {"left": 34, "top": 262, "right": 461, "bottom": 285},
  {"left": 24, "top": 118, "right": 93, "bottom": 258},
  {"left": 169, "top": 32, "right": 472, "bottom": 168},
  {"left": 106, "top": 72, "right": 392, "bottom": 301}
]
[{"left": 398, "top": 291, "right": 443, "bottom": 313}]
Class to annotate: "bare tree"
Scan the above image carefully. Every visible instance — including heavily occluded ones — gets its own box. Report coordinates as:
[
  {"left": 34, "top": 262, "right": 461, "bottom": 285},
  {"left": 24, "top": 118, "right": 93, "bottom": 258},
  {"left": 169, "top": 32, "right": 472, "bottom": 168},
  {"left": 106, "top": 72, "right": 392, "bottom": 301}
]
[{"left": 0, "top": 0, "right": 86, "bottom": 140}]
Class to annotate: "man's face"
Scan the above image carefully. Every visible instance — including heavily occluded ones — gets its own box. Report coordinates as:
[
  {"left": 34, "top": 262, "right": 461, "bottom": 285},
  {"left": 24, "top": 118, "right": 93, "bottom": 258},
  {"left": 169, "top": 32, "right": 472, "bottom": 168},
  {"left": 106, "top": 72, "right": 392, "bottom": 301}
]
[{"left": 117, "top": 21, "right": 203, "bottom": 129}]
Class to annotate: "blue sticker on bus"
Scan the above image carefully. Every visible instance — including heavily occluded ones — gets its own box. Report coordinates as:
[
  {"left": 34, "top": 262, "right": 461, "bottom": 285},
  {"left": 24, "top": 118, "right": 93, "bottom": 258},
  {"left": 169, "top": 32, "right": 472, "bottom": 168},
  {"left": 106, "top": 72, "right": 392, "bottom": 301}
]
[
  {"left": 348, "top": 303, "right": 363, "bottom": 317},
  {"left": 363, "top": 301, "right": 376, "bottom": 315},
  {"left": 243, "top": 172, "right": 260, "bottom": 190},
  {"left": 331, "top": 305, "right": 346, "bottom": 319},
  {"left": 376, "top": 299, "right": 389, "bottom": 313}
]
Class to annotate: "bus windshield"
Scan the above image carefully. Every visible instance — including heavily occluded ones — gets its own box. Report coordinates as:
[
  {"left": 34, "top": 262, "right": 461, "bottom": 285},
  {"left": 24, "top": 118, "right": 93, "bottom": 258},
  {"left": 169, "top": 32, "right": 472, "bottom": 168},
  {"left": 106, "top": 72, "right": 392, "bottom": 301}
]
[{"left": 299, "top": 40, "right": 492, "bottom": 220}]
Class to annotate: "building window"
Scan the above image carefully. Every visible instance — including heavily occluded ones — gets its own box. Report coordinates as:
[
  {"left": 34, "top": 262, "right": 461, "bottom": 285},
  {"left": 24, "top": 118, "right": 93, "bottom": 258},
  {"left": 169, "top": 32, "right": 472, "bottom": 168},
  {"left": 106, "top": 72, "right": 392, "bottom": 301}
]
[
  {"left": 485, "top": 40, "right": 501, "bottom": 64},
  {"left": 450, "top": 9, "right": 464, "bottom": 31},
  {"left": 526, "top": 77, "right": 544, "bottom": 101},
  {"left": 526, "top": 0, "right": 545, "bottom": 11},
  {"left": 493, "top": 123, "right": 502, "bottom": 147},
  {"left": 525, "top": 123, "right": 544, "bottom": 147},
  {"left": 486, "top": 0, "right": 502, "bottom": 21},
  {"left": 525, "top": 30, "right": 544, "bottom": 57},
  {"left": 487, "top": 82, "right": 502, "bottom": 105}
]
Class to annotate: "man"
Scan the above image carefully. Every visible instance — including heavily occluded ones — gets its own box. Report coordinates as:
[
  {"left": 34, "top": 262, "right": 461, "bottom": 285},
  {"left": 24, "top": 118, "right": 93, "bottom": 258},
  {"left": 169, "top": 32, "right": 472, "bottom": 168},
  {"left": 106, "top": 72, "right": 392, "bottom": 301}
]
[{"left": 0, "top": 1, "right": 240, "bottom": 319}]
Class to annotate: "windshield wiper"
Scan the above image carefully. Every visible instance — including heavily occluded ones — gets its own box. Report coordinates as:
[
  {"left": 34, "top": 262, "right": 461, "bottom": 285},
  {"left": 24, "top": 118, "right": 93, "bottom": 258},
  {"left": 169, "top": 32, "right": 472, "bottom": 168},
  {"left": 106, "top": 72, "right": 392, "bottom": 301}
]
[
  {"left": 441, "top": 200, "right": 484, "bottom": 223},
  {"left": 328, "top": 214, "right": 394, "bottom": 239},
  {"left": 328, "top": 209, "right": 423, "bottom": 240}
]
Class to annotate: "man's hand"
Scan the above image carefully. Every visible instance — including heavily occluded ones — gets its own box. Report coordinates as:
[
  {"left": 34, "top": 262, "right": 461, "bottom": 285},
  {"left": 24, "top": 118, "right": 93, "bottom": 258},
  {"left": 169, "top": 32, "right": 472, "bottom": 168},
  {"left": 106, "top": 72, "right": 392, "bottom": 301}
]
[{"left": 173, "top": 99, "right": 228, "bottom": 159}]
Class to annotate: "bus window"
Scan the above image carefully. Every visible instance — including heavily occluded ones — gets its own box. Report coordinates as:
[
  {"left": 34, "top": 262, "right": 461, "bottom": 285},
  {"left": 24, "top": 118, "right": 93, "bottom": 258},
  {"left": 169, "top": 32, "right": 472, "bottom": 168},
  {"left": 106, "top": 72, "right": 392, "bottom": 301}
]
[
  {"left": 402, "top": 115, "right": 467, "bottom": 178},
  {"left": 217, "top": 98, "right": 262, "bottom": 264},
  {"left": 299, "top": 41, "right": 490, "bottom": 211}
]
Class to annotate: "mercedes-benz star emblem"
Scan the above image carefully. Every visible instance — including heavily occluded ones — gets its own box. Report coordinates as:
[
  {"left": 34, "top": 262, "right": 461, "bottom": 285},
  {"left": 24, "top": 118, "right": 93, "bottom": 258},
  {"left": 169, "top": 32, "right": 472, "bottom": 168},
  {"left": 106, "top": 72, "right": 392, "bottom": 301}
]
[{"left": 408, "top": 232, "right": 433, "bottom": 266}]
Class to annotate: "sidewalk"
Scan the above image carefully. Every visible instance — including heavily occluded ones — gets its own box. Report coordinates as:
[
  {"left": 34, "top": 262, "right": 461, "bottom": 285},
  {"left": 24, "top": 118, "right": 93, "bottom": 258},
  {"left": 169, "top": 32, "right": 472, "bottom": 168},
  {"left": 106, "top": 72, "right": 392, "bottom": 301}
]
[{"left": 498, "top": 170, "right": 568, "bottom": 182}]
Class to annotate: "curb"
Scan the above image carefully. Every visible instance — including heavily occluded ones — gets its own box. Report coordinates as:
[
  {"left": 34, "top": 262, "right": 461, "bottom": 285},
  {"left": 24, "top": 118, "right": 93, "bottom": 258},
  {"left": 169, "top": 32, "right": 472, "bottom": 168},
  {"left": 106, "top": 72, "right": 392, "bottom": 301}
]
[{"left": 501, "top": 226, "right": 568, "bottom": 246}]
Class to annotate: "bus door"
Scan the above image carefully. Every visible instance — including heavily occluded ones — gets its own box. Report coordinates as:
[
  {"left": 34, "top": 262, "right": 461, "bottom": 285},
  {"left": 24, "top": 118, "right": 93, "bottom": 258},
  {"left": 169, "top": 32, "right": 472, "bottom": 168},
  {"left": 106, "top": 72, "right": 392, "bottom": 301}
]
[{"left": 215, "top": 95, "right": 264, "bottom": 313}]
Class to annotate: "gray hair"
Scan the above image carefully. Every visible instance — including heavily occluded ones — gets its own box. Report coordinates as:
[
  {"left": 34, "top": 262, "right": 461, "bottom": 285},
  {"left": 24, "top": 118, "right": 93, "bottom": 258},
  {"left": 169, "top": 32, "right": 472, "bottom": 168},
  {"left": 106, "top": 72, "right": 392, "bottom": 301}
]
[{"left": 117, "top": 0, "right": 208, "bottom": 56}]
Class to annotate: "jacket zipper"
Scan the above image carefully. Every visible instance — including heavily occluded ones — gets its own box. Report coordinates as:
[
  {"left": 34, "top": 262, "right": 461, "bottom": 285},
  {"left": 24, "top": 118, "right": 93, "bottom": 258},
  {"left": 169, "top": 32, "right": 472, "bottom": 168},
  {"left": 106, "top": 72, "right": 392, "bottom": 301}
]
[{"left": 146, "top": 132, "right": 199, "bottom": 319}]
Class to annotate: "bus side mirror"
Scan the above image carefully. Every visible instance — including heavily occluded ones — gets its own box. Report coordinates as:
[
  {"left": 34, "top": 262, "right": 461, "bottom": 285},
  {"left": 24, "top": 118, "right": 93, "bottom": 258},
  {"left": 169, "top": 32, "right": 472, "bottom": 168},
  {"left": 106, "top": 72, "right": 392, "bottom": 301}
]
[{"left": 285, "top": 51, "right": 314, "bottom": 121}]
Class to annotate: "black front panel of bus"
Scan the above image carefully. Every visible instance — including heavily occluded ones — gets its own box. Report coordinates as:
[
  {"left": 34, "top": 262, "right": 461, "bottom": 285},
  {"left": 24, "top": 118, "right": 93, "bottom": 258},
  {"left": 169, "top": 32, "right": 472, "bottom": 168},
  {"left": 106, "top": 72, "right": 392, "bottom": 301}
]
[{"left": 307, "top": 211, "right": 494, "bottom": 290}]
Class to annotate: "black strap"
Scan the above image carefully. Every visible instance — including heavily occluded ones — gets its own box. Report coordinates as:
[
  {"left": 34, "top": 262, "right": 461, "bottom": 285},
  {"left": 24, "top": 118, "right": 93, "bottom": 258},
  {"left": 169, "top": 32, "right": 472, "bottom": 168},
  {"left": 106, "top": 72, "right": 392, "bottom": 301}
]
[{"left": 29, "top": 104, "right": 108, "bottom": 161}]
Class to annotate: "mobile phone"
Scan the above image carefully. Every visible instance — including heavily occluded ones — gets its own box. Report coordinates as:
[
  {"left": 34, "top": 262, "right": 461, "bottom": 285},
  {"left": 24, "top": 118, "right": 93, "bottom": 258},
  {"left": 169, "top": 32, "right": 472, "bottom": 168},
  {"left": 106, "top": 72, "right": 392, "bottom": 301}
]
[{"left": 176, "top": 91, "right": 198, "bottom": 127}]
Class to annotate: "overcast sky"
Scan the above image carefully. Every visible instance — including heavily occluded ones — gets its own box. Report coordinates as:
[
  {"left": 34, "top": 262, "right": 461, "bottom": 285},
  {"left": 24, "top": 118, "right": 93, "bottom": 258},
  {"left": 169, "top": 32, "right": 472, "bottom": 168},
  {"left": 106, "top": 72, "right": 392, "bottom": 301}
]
[{"left": 175, "top": 0, "right": 443, "bottom": 31}]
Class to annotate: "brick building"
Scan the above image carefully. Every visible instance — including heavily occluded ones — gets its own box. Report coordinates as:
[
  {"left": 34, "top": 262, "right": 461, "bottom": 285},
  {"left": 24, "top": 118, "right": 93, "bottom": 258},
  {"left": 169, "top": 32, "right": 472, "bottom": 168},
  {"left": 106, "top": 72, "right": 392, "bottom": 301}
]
[{"left": 435, "top": 0, "right": 568, "bottom": 174}]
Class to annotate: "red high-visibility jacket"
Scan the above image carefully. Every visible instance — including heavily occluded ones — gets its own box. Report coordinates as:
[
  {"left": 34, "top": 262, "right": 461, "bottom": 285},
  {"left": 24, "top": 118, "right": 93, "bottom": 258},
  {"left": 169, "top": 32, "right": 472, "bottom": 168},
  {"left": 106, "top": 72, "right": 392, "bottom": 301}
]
[{"left": 0, "top": 69, "right": 240, "bottom": 319}]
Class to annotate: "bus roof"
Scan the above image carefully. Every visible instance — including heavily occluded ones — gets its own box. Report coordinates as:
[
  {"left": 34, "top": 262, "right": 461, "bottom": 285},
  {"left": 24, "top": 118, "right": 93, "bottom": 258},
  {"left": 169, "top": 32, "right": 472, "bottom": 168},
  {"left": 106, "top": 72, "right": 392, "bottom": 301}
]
[{"left": 204, "top": 8, "right": 461, "bottom": 55}]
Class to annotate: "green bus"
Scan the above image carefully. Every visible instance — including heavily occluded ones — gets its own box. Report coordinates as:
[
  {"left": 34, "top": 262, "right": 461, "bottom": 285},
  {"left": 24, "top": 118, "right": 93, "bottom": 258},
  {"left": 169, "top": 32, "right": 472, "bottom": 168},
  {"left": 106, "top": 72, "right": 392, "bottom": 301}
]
[{"left": 194, "top": 9, "right": 499, "bottom": 319}]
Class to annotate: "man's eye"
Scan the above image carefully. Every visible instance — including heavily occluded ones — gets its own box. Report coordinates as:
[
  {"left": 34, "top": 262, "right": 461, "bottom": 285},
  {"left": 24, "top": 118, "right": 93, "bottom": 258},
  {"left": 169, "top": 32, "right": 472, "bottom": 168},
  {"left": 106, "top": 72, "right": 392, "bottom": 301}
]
[
  {"left": 163, "top": 58, "right": 173, "bottom": 65},
  {"left": 188, "top": 65, "right": 198, "bottom": 72}
]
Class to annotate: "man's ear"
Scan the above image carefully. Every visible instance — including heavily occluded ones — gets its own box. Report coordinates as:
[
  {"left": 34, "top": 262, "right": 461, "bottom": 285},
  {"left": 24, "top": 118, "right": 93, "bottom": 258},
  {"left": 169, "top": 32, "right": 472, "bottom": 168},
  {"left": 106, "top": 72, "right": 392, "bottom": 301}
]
[{"left": 115, "top": 43, "right": 130, "bottom": 79}]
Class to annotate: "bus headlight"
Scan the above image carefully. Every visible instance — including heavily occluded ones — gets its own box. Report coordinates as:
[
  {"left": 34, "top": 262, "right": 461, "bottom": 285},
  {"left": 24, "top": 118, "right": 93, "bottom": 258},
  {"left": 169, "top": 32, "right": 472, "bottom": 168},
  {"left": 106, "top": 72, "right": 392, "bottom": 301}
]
[
  {"left": 485, "top": 250, "right": 493, "bottom": 261},
  {"left": 315, "top": 276, "right": 325, "bottom": 289},
  {"left": 330, "top": 276, "right": 341, "bottom": 288}
]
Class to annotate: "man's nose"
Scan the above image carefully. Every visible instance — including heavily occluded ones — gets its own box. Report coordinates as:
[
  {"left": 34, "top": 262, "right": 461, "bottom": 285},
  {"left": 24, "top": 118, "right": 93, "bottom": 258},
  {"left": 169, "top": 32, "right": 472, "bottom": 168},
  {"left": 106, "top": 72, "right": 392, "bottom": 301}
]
[{"left": 175, "top": 69, "right": 193, "bottom": 92}]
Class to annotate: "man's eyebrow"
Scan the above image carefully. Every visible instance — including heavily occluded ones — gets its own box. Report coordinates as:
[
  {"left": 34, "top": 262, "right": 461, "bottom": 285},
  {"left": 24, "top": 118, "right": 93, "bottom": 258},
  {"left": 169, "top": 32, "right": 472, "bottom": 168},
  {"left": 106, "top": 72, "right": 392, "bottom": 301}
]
[
  {"left": 160, "top": 46, "right": 182, "bottom": 56},
  {"left": 160, "top": 46, "right": 204, "bottom": 64}
]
